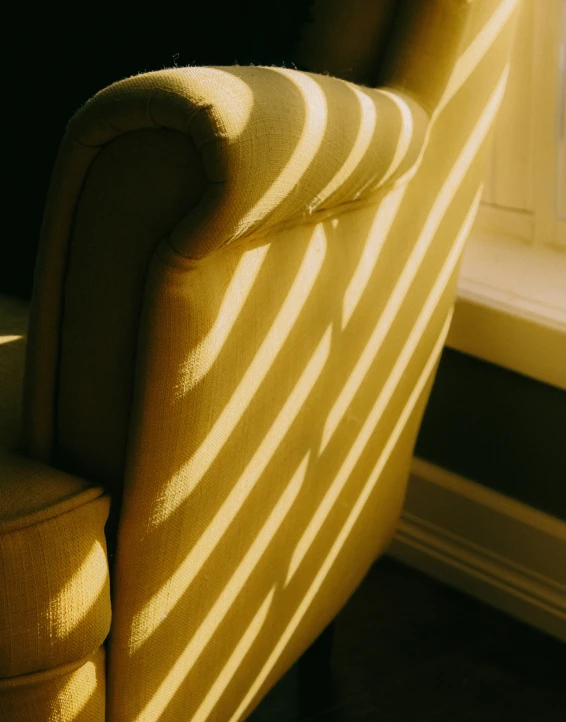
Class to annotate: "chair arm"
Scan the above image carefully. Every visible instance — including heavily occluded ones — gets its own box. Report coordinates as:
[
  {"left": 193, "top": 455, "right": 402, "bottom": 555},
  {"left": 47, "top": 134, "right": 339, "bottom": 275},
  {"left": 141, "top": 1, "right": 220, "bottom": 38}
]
[
  {"left": 67, "top": 65, "right": 429, "bottom": 261},
  {"left": 0, "top": 449, "right": 110, "bottom": 680},
  {"left": 24, "top": 66, "right": 429, "bottom": 464}
]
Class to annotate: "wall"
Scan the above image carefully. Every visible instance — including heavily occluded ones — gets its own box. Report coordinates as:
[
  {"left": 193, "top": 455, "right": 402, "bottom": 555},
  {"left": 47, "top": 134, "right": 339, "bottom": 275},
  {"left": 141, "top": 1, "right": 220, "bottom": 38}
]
[
  {"left": 5, "top": 1, "right": 314, "bottom": 300},
  {"left": 415, "top": 348, "right": 566, "bottom": 521}
]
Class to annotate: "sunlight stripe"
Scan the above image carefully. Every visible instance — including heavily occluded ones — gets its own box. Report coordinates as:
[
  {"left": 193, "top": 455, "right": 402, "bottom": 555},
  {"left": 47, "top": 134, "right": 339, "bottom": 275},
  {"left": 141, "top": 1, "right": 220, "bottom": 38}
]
[
  {"left": 341, "top": 185, "right": 407, "bottom": 328},
  {"left": 153, "top": 226, "right": 327, "bottom": 526},
  {"left": 237, "top": 69, "right": 328, "bottom": 229},
  {"left": 320, "top": 68, "right": 509, "bottom": 453},
  {"left": 377, "top": 89, "right": 416, "bottom": 186},
  {"left": 0, "top": 335, "right": 22, "bottom": 345},
  {"left": 49, "top": 541, "right": 108, "bottom": 637},
  {"left": 287, "top": 190, "right": 482, "bottom": 583},
  {"left": 59, "top": 658, "right": 100, "bottom": 719},
  {"left": 315, "top": 85, "right": 377, "bottom": 206},
  {"left": 137, "top": 456, "right": 309, "bottom": 721},
  {"left": 437, "top": 0, "right": 518, "bottom": 116},
  {"left": 229, "top": 314, "right": 453, "bottom": 722},
  {"left": 197, "top": 590, "right": 276, "bottom": 722},
  {"left": 131, "top": 330, "right": 331, "bottom": 651},
  {"left": 390, "top": 0, "right": 517, "bottom": 191},
  {"left": 315, "top": 86, "right": 414, "bottom": 207},
  {"left": 179, "top": 245, "right": 270, "bottom": 392}
]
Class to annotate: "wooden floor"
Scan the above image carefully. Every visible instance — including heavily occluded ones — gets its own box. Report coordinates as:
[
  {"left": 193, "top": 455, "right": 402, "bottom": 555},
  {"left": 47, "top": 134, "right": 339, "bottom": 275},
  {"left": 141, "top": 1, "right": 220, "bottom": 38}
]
[{"left": 250, "top": 556, "right": 565, "bottom": 722}]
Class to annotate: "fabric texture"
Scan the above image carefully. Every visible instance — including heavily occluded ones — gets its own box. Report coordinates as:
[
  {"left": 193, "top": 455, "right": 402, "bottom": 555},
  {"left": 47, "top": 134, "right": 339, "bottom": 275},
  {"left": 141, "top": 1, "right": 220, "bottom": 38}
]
[
  {"left": 6, "top": 0, "right": 522, "bottom": 720},
  {"left": 22, "top": 65, "right": 428, "bottom": 468},
  {"left": 55, "top": 129, "right": 207, "bottom": 488},
  {"left": 0, "top": 648, "right": 106, "bottom": 722},
  {"left": 296, "top": 0, "right": 398, "bottom": 84},
  {"left": 0, "top": 303, "right": 110, "bottom": 718},
  {"left": 0, "top": 453, "right": 111, "bottom": 679},
  {"left": 380, "top": 0, "right": 474, "bottom": 112}
]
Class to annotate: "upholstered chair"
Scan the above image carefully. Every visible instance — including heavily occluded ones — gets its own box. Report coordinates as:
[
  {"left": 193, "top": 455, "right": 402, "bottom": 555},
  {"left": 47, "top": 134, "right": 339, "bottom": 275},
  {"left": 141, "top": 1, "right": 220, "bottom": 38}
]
[{"left": 0, "top": 1, "right": 521, "bottom": 719}]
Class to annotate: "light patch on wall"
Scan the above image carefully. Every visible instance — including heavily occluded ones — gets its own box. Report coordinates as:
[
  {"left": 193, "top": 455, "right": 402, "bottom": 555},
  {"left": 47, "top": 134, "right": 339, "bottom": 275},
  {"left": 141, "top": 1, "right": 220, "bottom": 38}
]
[{"left": 0, "top": 335, "right": 22, "bottom": 345}]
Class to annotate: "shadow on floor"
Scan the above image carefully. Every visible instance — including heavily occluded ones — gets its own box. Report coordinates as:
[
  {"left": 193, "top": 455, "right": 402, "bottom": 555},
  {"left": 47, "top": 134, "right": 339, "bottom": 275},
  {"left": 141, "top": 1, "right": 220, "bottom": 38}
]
[{"left": 250, "top": 556, "right": 565, "bottom": 722}]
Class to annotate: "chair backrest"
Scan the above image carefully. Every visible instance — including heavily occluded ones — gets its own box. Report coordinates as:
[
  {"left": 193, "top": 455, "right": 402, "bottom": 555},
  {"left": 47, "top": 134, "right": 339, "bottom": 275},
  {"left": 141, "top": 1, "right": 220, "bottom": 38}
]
[
  {"left": 21, "top": 1, "right": 521, "bottom": 719},
  {"left": 295, "top": 0, "right": 398, "bottom": 84}
]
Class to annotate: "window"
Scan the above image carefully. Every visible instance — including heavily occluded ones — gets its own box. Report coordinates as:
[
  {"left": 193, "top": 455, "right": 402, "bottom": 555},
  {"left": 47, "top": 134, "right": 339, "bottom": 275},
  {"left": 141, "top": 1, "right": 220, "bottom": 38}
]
[{"left": 447, "top": 0, "right": 566, "bottom": 389}]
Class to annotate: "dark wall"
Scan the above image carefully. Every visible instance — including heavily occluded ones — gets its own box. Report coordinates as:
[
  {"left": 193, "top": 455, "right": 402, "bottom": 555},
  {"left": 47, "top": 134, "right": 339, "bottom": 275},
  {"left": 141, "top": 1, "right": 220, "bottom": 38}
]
[
  {"left": 416, "top": 349, "right": 566, "bottom": 521},
  {"left": 6, "top": 1, "right": 314, "bottom": 300}
]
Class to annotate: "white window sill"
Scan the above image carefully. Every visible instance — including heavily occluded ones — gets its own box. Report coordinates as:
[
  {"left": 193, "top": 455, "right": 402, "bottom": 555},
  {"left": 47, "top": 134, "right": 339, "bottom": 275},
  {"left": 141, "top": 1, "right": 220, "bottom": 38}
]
[{"left": 446, "top": 231, "right": 566, "bottom": 390}]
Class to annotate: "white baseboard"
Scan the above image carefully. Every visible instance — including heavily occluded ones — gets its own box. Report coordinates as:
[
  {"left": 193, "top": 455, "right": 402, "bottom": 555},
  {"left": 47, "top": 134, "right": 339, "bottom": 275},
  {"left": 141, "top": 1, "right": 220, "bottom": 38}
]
[{"left": 389, "top": 458, "right": 566, "bottom": 642}]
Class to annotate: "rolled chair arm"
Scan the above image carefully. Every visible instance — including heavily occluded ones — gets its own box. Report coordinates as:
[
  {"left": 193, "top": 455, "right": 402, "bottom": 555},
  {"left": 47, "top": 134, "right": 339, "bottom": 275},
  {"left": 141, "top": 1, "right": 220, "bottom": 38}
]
[
  {"left": 24, "top": 65, "right": 429, "bottom": 465},
  {"left": 66, "top": 65, "right": 430, "bottom": 261}
]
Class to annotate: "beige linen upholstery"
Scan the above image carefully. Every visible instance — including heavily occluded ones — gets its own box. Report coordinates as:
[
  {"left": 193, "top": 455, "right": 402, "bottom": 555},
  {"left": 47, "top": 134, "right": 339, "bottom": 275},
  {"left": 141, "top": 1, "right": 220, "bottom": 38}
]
[
  {"left": 0, "top": 299, "right": 111, "bottom": 720},
  {"left": 0, "top": 648, "right": 106, "bottom": 722},
  {"left": 1, "top": 1, "right": 521, "bottom": 719},
  {"left": 0, "top": 452, "right": 110, "bottom": 721}
]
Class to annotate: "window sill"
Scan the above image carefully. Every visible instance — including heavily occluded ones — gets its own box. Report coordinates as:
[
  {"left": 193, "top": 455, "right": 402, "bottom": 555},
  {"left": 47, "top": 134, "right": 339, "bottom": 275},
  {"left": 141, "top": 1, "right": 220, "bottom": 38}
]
[{"left": 446, "top": 232, "right": 566, "bottom": 390}]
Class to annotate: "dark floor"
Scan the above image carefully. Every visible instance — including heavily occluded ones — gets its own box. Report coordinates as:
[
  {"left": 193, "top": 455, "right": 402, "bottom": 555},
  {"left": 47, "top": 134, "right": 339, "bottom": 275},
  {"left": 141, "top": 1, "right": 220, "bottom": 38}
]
[{"left": 249, "top": 556, "right": 565, "bottom": 722}]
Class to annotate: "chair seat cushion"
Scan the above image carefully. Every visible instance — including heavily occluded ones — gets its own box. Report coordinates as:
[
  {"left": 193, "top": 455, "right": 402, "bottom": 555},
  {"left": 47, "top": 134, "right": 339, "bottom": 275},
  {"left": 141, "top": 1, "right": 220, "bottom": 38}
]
[
  {"left": 0, "top": 295, "right": 112, "bottom": 694},
  {"left": 0, "top": 455, "right": 111, "bottom": 678}
]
